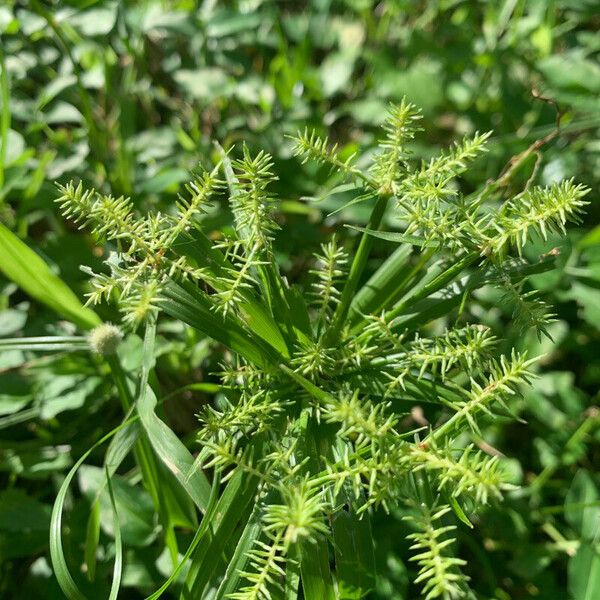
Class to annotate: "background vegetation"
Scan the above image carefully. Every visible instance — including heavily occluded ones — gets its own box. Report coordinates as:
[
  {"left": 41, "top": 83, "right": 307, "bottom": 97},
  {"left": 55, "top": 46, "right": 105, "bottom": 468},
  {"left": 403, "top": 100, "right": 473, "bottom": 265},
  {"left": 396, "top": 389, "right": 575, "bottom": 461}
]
[{"left": 0, "top": 1, "right": 598, "bottom": 598}]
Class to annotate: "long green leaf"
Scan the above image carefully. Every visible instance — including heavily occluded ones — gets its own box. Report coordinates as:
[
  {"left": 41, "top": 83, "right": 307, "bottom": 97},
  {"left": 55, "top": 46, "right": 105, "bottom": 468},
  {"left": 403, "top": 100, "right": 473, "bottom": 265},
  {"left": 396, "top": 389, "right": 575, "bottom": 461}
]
[
  {"left": 284, "top": 543, "right": 302, "bottom": 600},
  {"left": 83, "top": 418, "right": 140, "bottom": 583},
  {"left": 332, "top": 507, "right": 376, "bottom": 598},
  {"left": 182, "top": 468, "right": 258, "bottom": 598},
  {"left": 145, "top": 470, "right": 222, "bottom": 600},
  {"left": 50, "top": 416, "right": 137, "bottom": 599},
  {"left": 300, "top": 536, "right": 337, "bottom": 600},
  {"left": 349, "top": 243, "right": 412, "bottom": 320},
  {"left": 105, "top": 465, "right": 123, "bottom": 600},
  {"left": 0, "top": 45, "right": 10, "bottom": 189},
  {"left": 390, "top": 253, "right": 559, "bottom": 332},
  {"left": 159, "top": 281, "right": 281, "bottom": 367},
  {"left": 175, "top": 229, "right": 291, "bottom": 357},
  {"left": 386, "top": 253, "right": 479, "bottom": 322},
  {"left": 0, "top": 223, "right": 100, "bottom": 329},
  {"left": 84, "top": 500, "right": 101, "bottom": 582},
  {"left": 0, "top": 336, "right": 89, "bottom": 352},
  {"left": 346, "top": 224, "right": 435, "bottom": 247},
  {"left": 136, "top": 317, "right": 212, "bottom": 511},
  {"left": 108, "top": 355, "right": 194, "bottom": 562},
  {"left": 326, "top": 194, "right": 389, "bottom": 343},
  {"left": 213, "top": 492, "right": 266, "bottom": 599},
  {"left": 280, "top": 364, "right": 337, "bottom": 405}
]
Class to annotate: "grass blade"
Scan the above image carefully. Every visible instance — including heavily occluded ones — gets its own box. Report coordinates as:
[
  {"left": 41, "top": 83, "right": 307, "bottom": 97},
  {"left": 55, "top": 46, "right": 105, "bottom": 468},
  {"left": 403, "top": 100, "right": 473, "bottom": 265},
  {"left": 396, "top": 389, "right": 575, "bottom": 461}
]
[
  {"left": 213, "top": 493, "right": 265, "bottom": 599},
  {"left": 136, "top": 316, "right": 212, "bottom": 511},
  {"left": 349, "top": 243, "right": 412, "bottom": 320},
  {"left": 50, "top": 416, "right": 137, "bottom": 600},
  {"left": 332, "top": 507, "right": 376, "bottom": 598},
  {"left": 0, "top": 223, "right": 100, "bottom": 329},
  {"left": 299, "top": 536, "right": 337, "bottom": 600},
  {"left": 0, "top": 45, "right": 9, "bottom": 190},
  {"left": 325, "top": 194, "right": 389, "bottom": 343},
  {"left": 84, "top": 500, "right": 101, "bottom": 582},
  {"left": 284, "top": 543, "right": 302, "bottom": 600},
  {"left": 160, "top": 281, "right": 281, "bottom": 366},
  {"left": 145, "top": 470, "right": 222, "bottom": 600},
  {"left": 182, "top": 468, "right": 258, "bottom": 598},
  {"left": 386, "top": 253, "right": 479, "bottom": 322},
  {"left": 105, "top": 465, "right": 123, "bottom": 600},
  {"left": 0, "top": 336, "right": 89, "bottom": 352},
  {"left": 345, "top": 225, "right": 434, "bottom": 246}
]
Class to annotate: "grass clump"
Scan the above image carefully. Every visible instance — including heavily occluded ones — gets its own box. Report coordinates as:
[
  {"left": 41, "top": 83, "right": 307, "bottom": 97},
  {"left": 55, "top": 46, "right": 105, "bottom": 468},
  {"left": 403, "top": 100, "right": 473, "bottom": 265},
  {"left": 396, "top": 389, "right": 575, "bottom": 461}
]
[{"left": 40, "top": 100, "right": 589, "bottom": 598}]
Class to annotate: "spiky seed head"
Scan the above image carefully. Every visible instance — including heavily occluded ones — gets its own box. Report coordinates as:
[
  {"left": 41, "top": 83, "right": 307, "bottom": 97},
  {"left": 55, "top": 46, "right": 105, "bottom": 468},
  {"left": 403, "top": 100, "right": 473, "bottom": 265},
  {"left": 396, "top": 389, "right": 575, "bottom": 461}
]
[{"left": 89, "top": 323, "right": 123, "bottom": 355}]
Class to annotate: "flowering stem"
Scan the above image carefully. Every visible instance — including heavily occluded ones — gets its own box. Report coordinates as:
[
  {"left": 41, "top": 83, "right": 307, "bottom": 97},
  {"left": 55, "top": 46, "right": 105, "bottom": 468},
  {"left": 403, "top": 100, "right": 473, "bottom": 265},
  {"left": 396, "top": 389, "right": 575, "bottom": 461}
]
[{"left": 324, "top": 193, "right": 390, "bottom": 344}]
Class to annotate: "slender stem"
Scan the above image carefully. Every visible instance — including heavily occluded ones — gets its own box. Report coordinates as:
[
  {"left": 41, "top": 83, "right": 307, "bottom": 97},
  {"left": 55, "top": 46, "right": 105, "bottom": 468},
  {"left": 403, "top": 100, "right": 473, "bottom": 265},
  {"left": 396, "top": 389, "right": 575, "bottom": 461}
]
[
  {"left": 349, "top": 245, "right": 436, "bottom": 334},
  {"left": 324, "top": 193, "right": 390, "bottom": 344},
  {"left": 387, "top": 252, "right": 479, "bottom": 324},
  {"left": 107, "top": 351, "right": 179, "bottom": 566},
  {"left": 31, "top": 1, "right": 104, "bottom": 164},
  {"left": 0, "top": 336, "right": 89, "bottom": 352},
  {"left": 0, "top": 44, "right": 9, "bottom": 191},
  {"left": 0, "top": 407, "right": 41, "bottom": 430}
]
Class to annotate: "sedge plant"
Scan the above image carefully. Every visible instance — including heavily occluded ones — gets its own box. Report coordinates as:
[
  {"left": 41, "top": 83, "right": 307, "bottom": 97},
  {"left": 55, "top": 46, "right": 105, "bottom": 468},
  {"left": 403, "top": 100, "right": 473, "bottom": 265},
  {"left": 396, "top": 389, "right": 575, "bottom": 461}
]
[{"left": 5, "top": 100, "right": 589, "bottom": 599}]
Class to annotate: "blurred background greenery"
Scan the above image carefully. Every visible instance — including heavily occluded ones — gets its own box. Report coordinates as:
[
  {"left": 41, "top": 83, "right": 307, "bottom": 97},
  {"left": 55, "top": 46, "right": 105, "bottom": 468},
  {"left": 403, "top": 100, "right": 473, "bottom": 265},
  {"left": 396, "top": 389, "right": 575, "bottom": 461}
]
[{"left": 0, "top": 1, "right": 598, "bottom": 598}]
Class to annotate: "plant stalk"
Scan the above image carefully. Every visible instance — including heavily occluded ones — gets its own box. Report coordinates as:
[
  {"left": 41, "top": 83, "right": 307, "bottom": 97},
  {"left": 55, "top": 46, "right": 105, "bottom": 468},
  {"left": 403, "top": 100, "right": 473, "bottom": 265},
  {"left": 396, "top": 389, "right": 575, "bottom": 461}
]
[
  {"left": 324, "top": 193, "right": 390, "bottom": 344},
  {"left": 0, "top": 44, "right": 9, "bottom": 192}
]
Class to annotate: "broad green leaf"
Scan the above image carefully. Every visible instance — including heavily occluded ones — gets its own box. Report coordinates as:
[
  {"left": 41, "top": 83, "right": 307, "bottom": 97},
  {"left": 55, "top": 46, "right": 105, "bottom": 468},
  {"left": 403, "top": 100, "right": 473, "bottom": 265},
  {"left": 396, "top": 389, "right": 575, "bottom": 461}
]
[
  {"left": 300, "top": 536, "right": 336, "bottom": 600},
  {"left": 205, "top": 10, "right": 262, "bottom": 37},
  {"left": 39, "top": 374, "right": 101, "bottom": 420},
  {"left": 0, "top": 489, "right": 50, "bottom": 534},
  {"left": 67, "top": 2, "right": 118, "bottom": 36},
  {"left": 566, "top": 470, "right": 600, "bottom": 541},
  {"left": 539, "top": 53, "right": 600, "bottom": 94},
  {"left": 0, "top": 308, "right": 26, "bottom": 335},
  {"left": 0, "top": 489, "right": 51, "bottom": 560},
  {"left": 569, "top": 543, "right": 600, "bottom": 600},
  {"left": 332, "top": 508, "right": 376, "bottom": 598},
  {"left": 1, "top": 129, "right": 25, "bottom": 166},
  {"left": 320, "top": 51, "right": 356, "bottom": 97},
  {"left": 78, "top": 465, "right": 157, "bottom": 547},
  {"left": 175, "top": 68, "right": 233, "bottom": 101}
]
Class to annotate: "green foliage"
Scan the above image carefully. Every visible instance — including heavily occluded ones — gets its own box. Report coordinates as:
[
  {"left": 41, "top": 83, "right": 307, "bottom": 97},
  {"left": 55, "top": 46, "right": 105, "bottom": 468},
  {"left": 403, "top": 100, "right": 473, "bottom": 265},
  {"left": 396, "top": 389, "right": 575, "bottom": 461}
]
[
  {"left": 404, "top": 505, "right": 468, "bottom": 600},
  {"left": 42, "top": 100, "right": 586, "bottom": 599}
]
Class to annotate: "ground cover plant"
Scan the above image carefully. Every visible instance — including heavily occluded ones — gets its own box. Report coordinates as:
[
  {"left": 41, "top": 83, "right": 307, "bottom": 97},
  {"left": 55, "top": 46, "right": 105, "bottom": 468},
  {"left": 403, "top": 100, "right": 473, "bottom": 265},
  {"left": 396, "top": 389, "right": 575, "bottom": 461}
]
[
  {"left": 2, "top": 98, "right": 592, "bottom": 598},
  {"left": 1, "top": 1, "right": 600, "bottom": 599}
]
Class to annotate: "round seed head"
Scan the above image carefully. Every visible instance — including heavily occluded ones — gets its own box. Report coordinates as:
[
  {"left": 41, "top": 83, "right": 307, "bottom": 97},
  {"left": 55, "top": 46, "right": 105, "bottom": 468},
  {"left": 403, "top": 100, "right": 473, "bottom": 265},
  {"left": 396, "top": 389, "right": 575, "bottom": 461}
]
[{"left": 89, "top": 323, "right": 123, "bottom": 355}]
